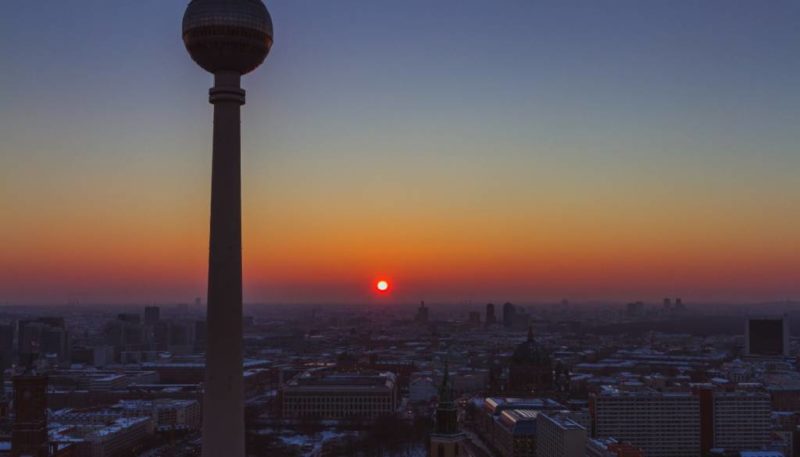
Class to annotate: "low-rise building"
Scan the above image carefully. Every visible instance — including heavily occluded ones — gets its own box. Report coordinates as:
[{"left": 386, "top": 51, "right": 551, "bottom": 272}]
[
  {"left": 50, "top": 417, "right": 152, "bottom": 457},
  {"left": 281, "top": 371, "right": 398, "bottom": 419}
]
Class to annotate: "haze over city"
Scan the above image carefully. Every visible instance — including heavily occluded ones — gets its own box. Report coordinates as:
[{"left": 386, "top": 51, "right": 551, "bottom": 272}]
[{"left": 2, "top": 1, "right": 799, "bottom": 305}]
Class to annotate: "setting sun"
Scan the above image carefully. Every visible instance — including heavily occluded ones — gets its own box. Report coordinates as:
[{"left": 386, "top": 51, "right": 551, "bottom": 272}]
[{"left": 376, "top": 280, "right": 389, "bottom": 292}]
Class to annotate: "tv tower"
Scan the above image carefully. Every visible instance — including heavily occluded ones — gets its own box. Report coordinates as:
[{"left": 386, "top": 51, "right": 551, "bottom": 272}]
[{"left": 182, "top": 1, "right": 273, "bottom": 456}]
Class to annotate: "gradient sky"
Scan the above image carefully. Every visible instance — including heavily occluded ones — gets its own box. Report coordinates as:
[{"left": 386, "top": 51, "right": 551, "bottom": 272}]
[{"left": 1, "top": 1, "right": 798, "bottom": 305}]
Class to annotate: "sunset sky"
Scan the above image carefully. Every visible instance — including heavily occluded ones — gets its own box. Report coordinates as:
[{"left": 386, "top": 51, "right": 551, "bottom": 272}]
[{"left": 1, "top": 1, "right": 798, "bottom": 305}]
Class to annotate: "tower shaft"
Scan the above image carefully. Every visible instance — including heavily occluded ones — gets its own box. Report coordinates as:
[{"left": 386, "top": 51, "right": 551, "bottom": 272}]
[{"left": 202, "top": 71, "right": 246, "bottom": 457}]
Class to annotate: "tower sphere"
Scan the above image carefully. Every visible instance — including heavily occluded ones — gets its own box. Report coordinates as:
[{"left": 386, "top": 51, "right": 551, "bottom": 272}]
[{"left": 183, "top": 0, "right": 273, "bottom": 75}]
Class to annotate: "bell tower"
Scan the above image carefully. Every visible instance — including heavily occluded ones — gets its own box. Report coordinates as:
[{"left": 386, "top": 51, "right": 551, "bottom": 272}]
[{"left": 429, "top": 360, "right": 465, "bottom": 457}]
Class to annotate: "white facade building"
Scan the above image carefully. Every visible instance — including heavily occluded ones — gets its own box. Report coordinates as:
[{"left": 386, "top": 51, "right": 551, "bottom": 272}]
[
  {"left": 592, "top": 390, "right": 700, "bottom": 457},
  {"left": 536, "top": 413, "right": 586, "bottom": 457},
  {"left": 713, "top": 392, "right": 772, "bottom": 451}
]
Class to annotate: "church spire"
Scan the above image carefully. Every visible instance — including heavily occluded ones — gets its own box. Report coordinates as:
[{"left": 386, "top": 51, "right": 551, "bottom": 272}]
[{"left": 435, "top": 358, "right": 458, "bottom": 435}]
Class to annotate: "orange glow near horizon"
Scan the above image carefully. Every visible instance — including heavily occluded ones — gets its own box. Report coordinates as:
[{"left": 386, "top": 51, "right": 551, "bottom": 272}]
[{"left": 2, "top": 187, "right": 799, "bottom": 305}]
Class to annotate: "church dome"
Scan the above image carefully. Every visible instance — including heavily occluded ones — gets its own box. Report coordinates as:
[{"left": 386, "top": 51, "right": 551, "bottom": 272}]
[{"left": 511, "top": 328, "right": 551, "bottom": 366}]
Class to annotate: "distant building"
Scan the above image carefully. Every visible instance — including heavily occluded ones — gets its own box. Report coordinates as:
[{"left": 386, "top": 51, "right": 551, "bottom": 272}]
[
  {"left": 194, "top": 320, "right": 207, "bottom": 352},
  {"left": 486, "top": 303, "right": 497, "bottom": 327},
  {"left": 624, "top": 302, "right": 645, "bottom": 319},
  {"left": 745, "top": 315, "right": 789, "bottom": 357},
  {"left": 0, "top": 324, "right": 14, "bottom": 370},
  {"left": 536, "top": 413, "right": 586, "bottom": 457},
  {"left": 281, "top": 371, "right": 398, "bottom": 420},
  {"left": 18, "top": 318, "right": 69, "bottom": 364},
  {"left": 507, "top": 328, "right": 553, "bottom": 396},
  {"left": 415, "top": 301, "right": 429, "bottom": 324},
  {"left": 502, "top": 303, "right": 516, "bottom": 328},
  {"left": 143, "top": 306, "right": 160, "bottom": 326},
  {"left": 153, "top": 320, "right": 197, "bottom": 354},
  {"left": 104, "top": 315, "right": 145, "bottom": 360},
  {"left": 468, "top": 312, "right": 481, "bottom": 326},
  {"left": 116, "top": 313, "right": 140, "bottom": 325}
]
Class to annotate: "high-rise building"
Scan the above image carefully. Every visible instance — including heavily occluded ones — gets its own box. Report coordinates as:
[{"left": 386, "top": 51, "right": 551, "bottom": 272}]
[
  {"left": 194, "top": 320, "right": 208, "bottom": 352},
  {"left": 486, "top": 303, "right": 497, "bottom": 327},
  {"left": 429, "top": 362, "right": 465, "bottom": 457},
  {"left": 18, "top": 318, "right": 69, "bottom": 364},
  {"left": 415, "top": 301, "right": 430, "bottom": 324},
  {"left": 591, "top": 390, "right": 700, "bottom": 457},
  {"left": 105, "top": 315, "right": 145, "bottom": 359},
  {"left": 502, "top": 302, "right": 516, "bottom": 328},
  {"left": 11, "top": 371, "right": 49, "bottom": 457},
  {"left": 182, "top": 1, "right": 273, "bottom": 454},
  {"left": 536, "top": 413, "right": 587, "bottom": 457},
  {"left": 710, "top": 392, "right": 772, "bottom": 452},
  {"left": 0, "top": 324, "right": 14, "bottom": 370},
  {"left": 593, "top": 388, "right": 771, "bottom": 457},
  {"left": 745, "top": 315, "right": 790, "bottom": 357},
  {"left": 144, "top": 306, "right": 160, "bottom": 325},
  {"left": 624, "top": 302, "right": 645, "bottom": 318}
]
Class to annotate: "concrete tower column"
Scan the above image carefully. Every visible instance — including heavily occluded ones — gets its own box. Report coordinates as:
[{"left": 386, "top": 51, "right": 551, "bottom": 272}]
[
  {"left": 182, "top": 1, "right": 272, "bottom": 454},
  {"left": 203, "top": 70, "right": 246, "bottom": 457}
]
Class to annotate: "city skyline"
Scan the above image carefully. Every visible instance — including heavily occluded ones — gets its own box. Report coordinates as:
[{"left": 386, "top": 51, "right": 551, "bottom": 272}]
[{"left": 2, "top": 0, "right": 799, "bottom": 305}]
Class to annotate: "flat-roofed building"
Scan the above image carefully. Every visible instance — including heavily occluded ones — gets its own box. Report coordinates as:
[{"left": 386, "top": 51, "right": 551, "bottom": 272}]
[
  {"left": 536, "top": 413, "right": 586, "bottom": 457},
  {"left": 712, "top": 392, "right": 771, "bottom": 452},
  {"left": 496, "top": 408, "right": 539, "bottom": 457},
  {"left": 49, "top": 416, "right": 152, "bottom": 457},
  {"left": 52, "top": 399, "right": 202, "bottom": 432},
  {"left": 478, "top": 398, "right": 565, "bottom": 438},
  {"left": 592, "top": 390, "right": 700, "bottom": 457},
  {"left": 746, "top": 316, "right": 789, "bottom": 358},
  {"left": 281, "top": 371, "right": 397, "bottom": 420}
]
